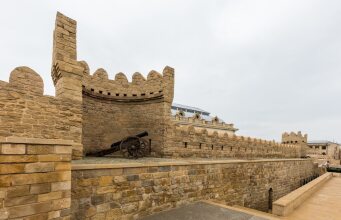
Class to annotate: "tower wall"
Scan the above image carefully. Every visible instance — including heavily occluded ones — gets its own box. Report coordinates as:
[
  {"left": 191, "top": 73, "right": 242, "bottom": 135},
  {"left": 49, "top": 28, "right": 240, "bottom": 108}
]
[
  {"left": 282, "top": 131, "right": 308, "bottom": 157},
  {"left": 51, "top": 12, "right": 83, "bottom": 102},
  {"left": 81, "top": 65, "right": 174, "bottom": 156}
]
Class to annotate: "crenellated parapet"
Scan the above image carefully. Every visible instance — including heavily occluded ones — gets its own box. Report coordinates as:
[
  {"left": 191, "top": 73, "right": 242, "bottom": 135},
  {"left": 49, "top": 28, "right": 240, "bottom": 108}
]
[
  {"left": 0, "top": 66, "right": 83, "bottom": 159},
  {"left": 0, "top": 66, "right": 44, "bottom": 96},
  {"left": 81, "top": 63, "right": 174, "bottom": 103},
  {"left": 172, "top": 113, "right": 238, "bottom": 135},
  {"left": 282, "top": 131, "right": 308, "bottom": 145},
  {"left": 164, "top": 125, "right": 301, "bottom": 158}
]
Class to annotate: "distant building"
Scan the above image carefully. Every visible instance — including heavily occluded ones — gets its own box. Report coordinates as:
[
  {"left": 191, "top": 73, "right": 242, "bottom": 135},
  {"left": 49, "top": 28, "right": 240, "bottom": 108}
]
[
  {"left": 171, "top": 103, "right": 238, "bottom": 135},
  {"left": 307, "top": 140, "right": 340, "bottom": 161}
]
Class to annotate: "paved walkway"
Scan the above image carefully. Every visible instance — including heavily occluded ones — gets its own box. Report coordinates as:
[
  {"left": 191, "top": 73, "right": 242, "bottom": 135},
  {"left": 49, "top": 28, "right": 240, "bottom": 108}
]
[
  {"left": 139, "top": 201, "right": 267, "bottom": 220},
  {"left": 283, "top": 176, "right": 341, "bottom": 220}
]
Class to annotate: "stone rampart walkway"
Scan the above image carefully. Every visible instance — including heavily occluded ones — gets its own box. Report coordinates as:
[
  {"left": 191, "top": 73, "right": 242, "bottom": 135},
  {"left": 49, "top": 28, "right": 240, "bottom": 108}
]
[{"left": 282, "top": 175, "right": 341, "bottom": 220}]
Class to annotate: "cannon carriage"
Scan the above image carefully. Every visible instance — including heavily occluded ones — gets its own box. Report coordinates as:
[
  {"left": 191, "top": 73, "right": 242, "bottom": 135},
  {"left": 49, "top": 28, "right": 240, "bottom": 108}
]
[{"left": 87, "top": 131, "right": 151, "bottom": 159}]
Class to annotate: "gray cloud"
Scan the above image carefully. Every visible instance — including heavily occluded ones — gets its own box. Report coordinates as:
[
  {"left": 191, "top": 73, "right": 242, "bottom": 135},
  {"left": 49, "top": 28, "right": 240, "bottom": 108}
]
[{"left": 0, "top": 0, "right": 340, "bottom": 142}]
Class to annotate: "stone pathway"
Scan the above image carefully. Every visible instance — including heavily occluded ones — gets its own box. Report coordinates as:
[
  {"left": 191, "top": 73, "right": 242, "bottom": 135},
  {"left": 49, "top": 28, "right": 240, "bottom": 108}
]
[
  {"left": 139, "top": 201, "right": 268, "bottom": 220},
  {"left": 283, "top": 176, "right": 341, "bottom": 220}
]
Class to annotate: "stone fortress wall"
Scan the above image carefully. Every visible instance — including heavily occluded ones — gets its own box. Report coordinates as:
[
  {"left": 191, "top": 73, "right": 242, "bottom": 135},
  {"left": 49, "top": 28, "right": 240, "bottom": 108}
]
[
  {"left": 71, "top": 159, "right": 317, "bottom": 219},
  {"left": 0, "top": 12, "right": 321, "bottom": 220},
  {"left": 50, "top": 12, "right": 302, "bottom": 159},
  {"left": 163, "top": 126, "right": 301, "bottom": 158}
]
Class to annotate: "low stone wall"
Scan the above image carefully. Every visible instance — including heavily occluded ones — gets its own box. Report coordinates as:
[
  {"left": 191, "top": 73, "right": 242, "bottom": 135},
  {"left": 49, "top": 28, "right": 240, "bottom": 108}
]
[
  {"left": 0, "top": 137, "right": 72, "bottom": 220},
  {"left": 272, "top": 172, "right": 332, "bottom": 216},
  {"left": 71, "top": 158, "right": 317, "bottom": 219}
]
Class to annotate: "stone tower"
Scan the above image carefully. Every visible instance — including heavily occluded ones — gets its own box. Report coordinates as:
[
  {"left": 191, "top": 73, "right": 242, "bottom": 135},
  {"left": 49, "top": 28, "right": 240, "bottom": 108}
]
[
  {"left": 51, "top": 12, "right": 84, "bottom": 102},
  {"left": 282, "top": 131, "right": 308, "bottom": 157},
  {"left": 282, "top": 131, "right": 308, "bottom": 145},
  {"left": 51, "top": 12, "right": 84, "bottom": 159}
]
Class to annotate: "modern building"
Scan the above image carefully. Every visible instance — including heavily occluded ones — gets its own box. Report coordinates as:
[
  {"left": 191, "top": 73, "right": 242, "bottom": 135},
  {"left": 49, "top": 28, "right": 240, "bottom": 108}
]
[
  {"left": 307, "top": 140, "right": 340, "bottom": 161},
  {"left": 171, "top": 103, "right": 238, "bottom": 135}
]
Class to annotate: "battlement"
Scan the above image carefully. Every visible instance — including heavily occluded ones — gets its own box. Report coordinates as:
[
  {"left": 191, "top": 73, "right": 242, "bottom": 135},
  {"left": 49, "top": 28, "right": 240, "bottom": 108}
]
[
  {"left": 163, "top": 125, "right": 301, "bottom": 158},
  {"left": 81, "top": 62, "right": 174, "bottom": 103},
  {"left": 172, "top": 114, "right": 237, "bottom": 132},
  {"left": 0, "top": 66, "right": 44, "bottom": 96},
  {"left": 282, "top": 131, "right": 308, "bottom": 144},
  {"left": 0, "top": 66, "right": 83, "bottom": 159}
]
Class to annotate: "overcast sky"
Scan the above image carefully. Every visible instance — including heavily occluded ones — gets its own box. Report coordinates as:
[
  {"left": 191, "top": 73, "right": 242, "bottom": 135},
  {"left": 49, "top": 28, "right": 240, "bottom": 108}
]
[{"left": 1, "top": 0, "right": 341, "bottom": 142}]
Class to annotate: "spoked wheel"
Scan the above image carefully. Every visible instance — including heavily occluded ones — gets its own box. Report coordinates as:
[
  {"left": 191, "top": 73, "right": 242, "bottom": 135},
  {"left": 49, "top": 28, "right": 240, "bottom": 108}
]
[{"left": 120, "top": 136, "right": 150, "bottom": 159}]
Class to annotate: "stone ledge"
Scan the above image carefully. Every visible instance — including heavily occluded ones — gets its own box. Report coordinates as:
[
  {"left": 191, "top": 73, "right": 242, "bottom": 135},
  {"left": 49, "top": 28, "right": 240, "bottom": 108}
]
[
  {"left": 72, "top": 158, "right": 312, "bottom": 170},
  {"left": 0, "top": 137, "right": 74, "bottom": 145},
  {"left": 272, "top": 172, "right": 332, "bottom": 216}
]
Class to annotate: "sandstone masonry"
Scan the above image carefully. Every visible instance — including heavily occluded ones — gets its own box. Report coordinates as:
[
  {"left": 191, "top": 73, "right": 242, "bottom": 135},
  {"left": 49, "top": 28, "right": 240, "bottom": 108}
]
[
  {"left": 0, "top": 12, "right": 320, "bottom": 220},
  {"left": 0, "top": 138, "right": 72, "bottom": 220}
]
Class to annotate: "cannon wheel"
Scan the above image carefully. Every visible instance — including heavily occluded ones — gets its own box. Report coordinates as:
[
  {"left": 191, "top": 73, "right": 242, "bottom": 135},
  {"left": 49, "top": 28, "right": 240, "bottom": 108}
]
[{"left": 119, "top": 136, "right": 150, "bottom": 159}]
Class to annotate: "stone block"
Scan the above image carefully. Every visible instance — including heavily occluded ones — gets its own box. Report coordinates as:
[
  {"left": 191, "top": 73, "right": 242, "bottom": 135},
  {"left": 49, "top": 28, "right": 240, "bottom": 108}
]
[
  {"left": 7, "top": 185, "right": 30, "bottom": 198},
  {"left": 51, "top": 181, "right": 71, "bottom": 191},
  {"left": 84, "top": 206, "right": 97, "bottom": 217},
  {"left": 0, "top": 189, "right": 5, "bottom": 199},
  {"left": 159, "top": 166, "right": 171, "bottom": 172},
  {"left": 0, "top": 144, "right": 25, "bottom": 154},
  {"left": 48, "top": 210, "right": 61, "bottom": 219},
  {"left": 96, "top": 203, "right": 110, "bottom": 213},
  {"left": 29, "top": 213, "right": 51, "bottom": 220},
  {"left": 55, "top": 145, "right": 72, "bottom": 154},
  {"left": 25, "top": 162, "right": 55, "bottom": 173},
  {"left": 122, "top": 203, "right": 138, "bottom": 214},
  {"left": 153, "top": 172, "right": 169, "bottom": 179},
  {"left": 82, "top": 169, "right": 123, "bottom": 178},
  {"left": 113, "top": 176, "right": 127, "bottom": 184},
  {"left": 98, "top": 176, "right": 113, "bottom": 186},
  {"left": 105, "top": 208, "right": 122, "bottom": 220},
  {"left": 51, "top": 198, "right": 71, "bottom": 210},
  {"left": 5, "top": 194, "right": 37, "bottom": 207},
  {"left": 126, "top": 174, "right": 139, "bottom": 181},
  {"left": 112, "top": 192, "right": 122, "bottom": 200},
  {"left": 60, "top": 208, "right": 71, "bottom": 217},
  {"left": 0, "top": 208, "right": 9, "bottom": 220},
  {"left": 0, "top": 164, "right": 25, "bottom": 174},
  {"left": 30, "top": 183, "right": 51, "bottom": 194},
  {"left": 62, "top": 190, "right": 71, "bottom": 199},
  {"left": 0, "top": 155, "right": 38, "bottom": 163},
  {"left": 7, "top": 201, "right": 51, "bottom": 218},
  {"left": 91, "top": 195, "right": 105, "bottom": 205},
  {"left": 91, "top": 212, "right": 106, "bottom": 220},
  {"left": 38, "top": 154, "right": 71, "bottom": 162},
  {"left": 123, "top": 167, "right": 148, "bottom": 175},
  {"left": 38, "top": 191, "right": 63, "bottom": 202},
  {"left": 0, "top": 175, "right": 11, "bottom": 187},
  {"left": 11, "top": 171, "right": 71, "bottom": 186},
  {"left": 27, "top": 145, "right": 54, "bottom": 155},
  {"left": 54, "top": 162, "right": 71, "bottom": 171},
  {"left": 97, "top": 186, "right": 117, "bottom": 194}
]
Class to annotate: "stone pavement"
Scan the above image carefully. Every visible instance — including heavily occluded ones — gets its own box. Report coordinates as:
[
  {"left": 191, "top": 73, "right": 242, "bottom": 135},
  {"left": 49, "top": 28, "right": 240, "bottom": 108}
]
[
  {"left": 283, "top": 176, "right": 341, "bottom": 220},
  {"left": 139, "top": 201, "right": 268, "bottom": 220}
]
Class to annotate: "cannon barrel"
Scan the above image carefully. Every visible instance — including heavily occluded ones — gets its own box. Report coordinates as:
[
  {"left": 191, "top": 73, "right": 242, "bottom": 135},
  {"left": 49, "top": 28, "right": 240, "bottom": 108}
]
[
  {"left": 111, "top": 131, "right": 148, "bottom": 148},
  {"left": 136, "top": 131, "right": 148, "bottom": 138}
]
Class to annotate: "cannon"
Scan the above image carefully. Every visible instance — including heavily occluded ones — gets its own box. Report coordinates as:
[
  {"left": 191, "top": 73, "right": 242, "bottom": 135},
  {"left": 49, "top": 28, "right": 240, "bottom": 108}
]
[{"left": 87, "top": 131, "right": 151, "bottom": 159}]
